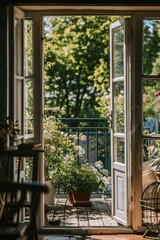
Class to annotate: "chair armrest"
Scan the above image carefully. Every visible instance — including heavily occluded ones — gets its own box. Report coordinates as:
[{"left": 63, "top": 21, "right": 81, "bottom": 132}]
[{"left": 0, "top": 181, "right": 49, "bottom": 194}]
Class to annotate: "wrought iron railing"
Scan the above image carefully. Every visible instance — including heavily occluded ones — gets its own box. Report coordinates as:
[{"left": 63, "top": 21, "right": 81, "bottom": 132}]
[{"left": 60, "top": 118, "right": 111, "bottom": 173}]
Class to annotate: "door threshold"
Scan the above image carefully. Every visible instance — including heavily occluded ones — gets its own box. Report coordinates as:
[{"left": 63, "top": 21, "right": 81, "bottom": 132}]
[{"left": 39, "top": 226, "right": 134, "bottom": 235}]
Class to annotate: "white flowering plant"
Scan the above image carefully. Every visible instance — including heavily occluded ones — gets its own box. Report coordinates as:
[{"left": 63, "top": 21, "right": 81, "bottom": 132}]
[
  {"left": 92, "top": 160, "right": 112, "bottom": 197},
  {"left": 51, "top": 158, "right": 111, "bottom": 197},
  {"left": 44, "top": 107, "right": 111, "bottom": 197},
  {"left": 44, "top": 116, "right": 75, "bottom": 180},
  {"left": 44, "top": 107, "right": 87, "bottom": 180}
]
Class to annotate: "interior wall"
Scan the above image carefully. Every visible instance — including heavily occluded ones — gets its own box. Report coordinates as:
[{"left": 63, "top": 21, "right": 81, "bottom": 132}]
[{"left": 0, "top": 8, "right": 8, "bottom": 116}]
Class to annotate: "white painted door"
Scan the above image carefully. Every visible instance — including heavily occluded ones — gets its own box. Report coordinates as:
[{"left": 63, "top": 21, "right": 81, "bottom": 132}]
[{"left": 110, "top": 18, "right": 131, "bottom": 226}]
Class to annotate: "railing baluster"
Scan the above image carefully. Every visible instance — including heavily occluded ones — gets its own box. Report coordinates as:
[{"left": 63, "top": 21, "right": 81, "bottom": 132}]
[
  {"left": 105, "top": 129, "right": 107, "bottom": 169},
  {"left": 96, "top": 129, "right": 98, "bottom": 162},
  {"left": 77, "top": 128, "right": 80, "bottom": 164},
  {"left": 86, "top": 128, "right": 89, "bottom": 163}
]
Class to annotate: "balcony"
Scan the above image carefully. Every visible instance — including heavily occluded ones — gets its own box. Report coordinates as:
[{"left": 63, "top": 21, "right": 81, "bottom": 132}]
[
  {"left": 45, "top": 194, "right": 119, "bottom": 228},
  {"left": 44, "top": 118, "right": 118, "bottom": 228}
]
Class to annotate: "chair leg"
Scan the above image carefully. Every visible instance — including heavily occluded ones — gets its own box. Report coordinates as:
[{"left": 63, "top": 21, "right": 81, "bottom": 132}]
[{"left": 27, "top": 193, "right": 39, "bottom": 240}]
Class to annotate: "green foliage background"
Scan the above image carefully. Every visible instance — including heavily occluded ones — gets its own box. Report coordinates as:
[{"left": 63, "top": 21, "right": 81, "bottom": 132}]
[
  {"left": 44, "top": 16, "right": 119, "bottom": 120},
  {"left": 44, "top": 17, "right": 160, "bottom": 122}
]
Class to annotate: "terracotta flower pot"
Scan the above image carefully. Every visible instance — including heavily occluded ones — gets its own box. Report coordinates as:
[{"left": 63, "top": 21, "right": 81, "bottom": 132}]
[
  {"left": 68, "top": 192, "right": 74, "bottom": 204},
  {"left": 68, "top": 192, "right": 91, "bottom": 206}
]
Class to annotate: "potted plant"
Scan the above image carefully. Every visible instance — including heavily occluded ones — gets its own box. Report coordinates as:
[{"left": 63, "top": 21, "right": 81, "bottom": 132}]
[
  {"left": 43, "top": 108, "right": 111, "bottom": 206},
  {"left": 51, "top": 158, "right": 110, "bottom": 206}
]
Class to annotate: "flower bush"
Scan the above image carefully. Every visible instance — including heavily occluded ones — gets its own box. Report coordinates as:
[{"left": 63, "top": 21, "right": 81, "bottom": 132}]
[
  {"left": 44, "top": 115, "right": 77, "bottom": 180},
  {"left": 51, "top": 158, "right": 103, "bottom": 194},
  {"left": 51, "top": 158, "right": 111, "bottom": 197},
  {"left": 92, "top": 160, "right": 112, "bottom": 197},
  {"left": 44, "top": 107, "right": 87, "bottom": 180},
  {"left": 44, "top": 107, "right": 111, "bottom": 197}
]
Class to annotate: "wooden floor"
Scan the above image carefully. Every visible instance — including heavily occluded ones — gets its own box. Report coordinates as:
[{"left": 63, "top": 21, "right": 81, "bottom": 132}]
[
  {"left": 42, "top": 196, "right": 159, "bottom": 240},
  {"left": 45, "top": 195, "right": 119, "bottom": 227},
  {"left": 38, "top": 233, "right": 147, "bottom": 240}
]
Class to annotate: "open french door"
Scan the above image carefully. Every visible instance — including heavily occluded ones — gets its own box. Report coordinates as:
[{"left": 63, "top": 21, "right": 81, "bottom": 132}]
[
  {"left": 110, "top": 18, "right": 131, "bottom": 226},
  {"left": 13, "top": 6, "right": 44, "bottom": 226}
]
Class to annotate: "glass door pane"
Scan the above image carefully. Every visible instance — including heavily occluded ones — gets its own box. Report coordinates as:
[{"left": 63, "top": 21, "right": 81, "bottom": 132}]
[{"left": 113, "top": 82, "right": 124, "bottom": 133}]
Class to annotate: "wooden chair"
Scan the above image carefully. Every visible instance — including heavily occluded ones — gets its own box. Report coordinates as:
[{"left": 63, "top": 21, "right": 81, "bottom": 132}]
[{"left": 0, "top": 181, "right": 48, "bottom": 240}]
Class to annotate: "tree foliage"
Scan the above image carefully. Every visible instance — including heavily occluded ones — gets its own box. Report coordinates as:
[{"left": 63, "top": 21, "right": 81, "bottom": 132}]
[
  {"left": 44, "top": 16, "right": 119, "bottom": 120},
  {"left": 143, "top": 19, "right": 160, "bottom": 75},
  {"left": 142, "top": 20, "right": 160, "bottom": 119},
  {"left": 44, "top": 16, "right": 160, "bottom": 122}
]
